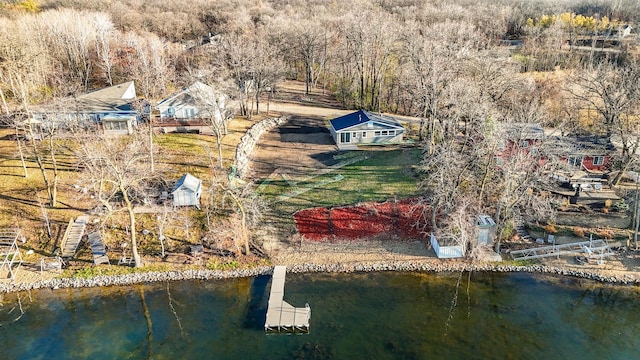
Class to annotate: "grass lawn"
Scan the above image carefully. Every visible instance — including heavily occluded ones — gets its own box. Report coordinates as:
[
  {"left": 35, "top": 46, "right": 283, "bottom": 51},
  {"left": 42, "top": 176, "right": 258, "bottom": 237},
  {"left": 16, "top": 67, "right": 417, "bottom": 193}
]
[{"left": 258, "top": 147, "right": 422, "bottom": 232}]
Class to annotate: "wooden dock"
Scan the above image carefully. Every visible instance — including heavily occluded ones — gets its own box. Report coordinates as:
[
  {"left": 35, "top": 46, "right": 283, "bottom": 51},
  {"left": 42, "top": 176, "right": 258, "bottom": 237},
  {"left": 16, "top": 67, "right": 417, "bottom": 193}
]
[{"left": 265, "top": 266, "right": 310, "bottom": 333}]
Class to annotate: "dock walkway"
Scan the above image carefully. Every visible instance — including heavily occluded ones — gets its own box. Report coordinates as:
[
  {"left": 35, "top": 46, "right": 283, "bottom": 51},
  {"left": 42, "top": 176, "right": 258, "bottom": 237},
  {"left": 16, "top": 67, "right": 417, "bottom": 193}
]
[
  {"left": 265, "top": 266, "right": 310, "bottom": 333},
  {"left": 510, "top": 237, "right": 613, "bottom": 263}
]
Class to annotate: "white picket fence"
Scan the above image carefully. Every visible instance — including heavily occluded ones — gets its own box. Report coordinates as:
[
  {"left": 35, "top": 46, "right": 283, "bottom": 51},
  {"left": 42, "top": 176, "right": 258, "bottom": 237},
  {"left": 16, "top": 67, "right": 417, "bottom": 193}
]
[{"left": 430, "top": 233, "right": 464, "bottom": 259}]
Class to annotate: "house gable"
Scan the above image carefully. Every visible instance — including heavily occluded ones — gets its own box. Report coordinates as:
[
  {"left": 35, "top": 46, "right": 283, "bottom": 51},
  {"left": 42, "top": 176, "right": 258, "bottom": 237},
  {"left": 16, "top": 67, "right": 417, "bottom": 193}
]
[
  {"left": 330, "top": 110, "right": 404, "bottom": 132},
  {"left": 337, "top": 120, "right": 403, "bottom": 133},
  {"left": 157, "top": 81, "right": 219, "bottom": 119}
]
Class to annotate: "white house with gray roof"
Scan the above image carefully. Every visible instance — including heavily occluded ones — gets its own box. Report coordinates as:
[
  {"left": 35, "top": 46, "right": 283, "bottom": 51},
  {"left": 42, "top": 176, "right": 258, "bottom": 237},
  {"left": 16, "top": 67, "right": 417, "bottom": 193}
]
[
  {"left": 157, "top": 81, "right": 225, "bottom": 121},
  {"left": 32, "top": 81, "right": 139, "bottom": 135}
]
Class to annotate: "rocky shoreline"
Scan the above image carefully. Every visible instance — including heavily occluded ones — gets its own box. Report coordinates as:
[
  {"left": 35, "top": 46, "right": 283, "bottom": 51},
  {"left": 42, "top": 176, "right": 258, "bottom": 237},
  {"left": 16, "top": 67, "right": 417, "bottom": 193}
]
[{"left": 1, "top": 260, "right": 638, "bottom": 293}]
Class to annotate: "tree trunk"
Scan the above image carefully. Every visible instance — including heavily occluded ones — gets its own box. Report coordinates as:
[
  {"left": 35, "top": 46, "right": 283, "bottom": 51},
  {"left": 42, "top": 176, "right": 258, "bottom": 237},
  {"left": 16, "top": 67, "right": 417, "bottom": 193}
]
[
  {"left": 28, "top": 124, "right": 54, "bottom": 207},
  {"left": 627, "top": 182, "right": 640, "bottom": 250},
  {"left": 48, "top": 134, "right": 59, "bottom": 207},
  {"left": 15, "top": 124, "right": 28, "bottom": 178},
  {"left": 0, "top": 87, "right": 9, "bottom": 115},
  {"left": 429, "top": 116, "right": 436, "bottom": 155},
  {"left": 216, "top": 135, "right": 223, "bottom": 169},
  {"left": 478, "top": 147, "right": 497, "bottom": 201},
  {"left": 122, "top": 185, "right": 142, "bottom": 267},
  {"left": 359, "top": 69, "right": 365, "bottom": 108},
  {"left": 305, "top": 60, "right": 311, "bottom": 95},
  {"left": 239, "top": 201, "right": 250, "bottom": 255},
  {"left": 149, "top": 123, "right": 155, "bottom": 174},
  {"left": 493, "top": 205, "right": 503, "bottom": 253},
  {"left": 225, "top": 189, "right": 251, "bottom": 255},
  {"left": 255, "top": 91, "right": 260, "bottom": 115},
  {"left": 431, "top": 200, "right": 439, "bottom": 231},
  {"left": 266, "top": 91, "right": 270, "bottom": 116}
]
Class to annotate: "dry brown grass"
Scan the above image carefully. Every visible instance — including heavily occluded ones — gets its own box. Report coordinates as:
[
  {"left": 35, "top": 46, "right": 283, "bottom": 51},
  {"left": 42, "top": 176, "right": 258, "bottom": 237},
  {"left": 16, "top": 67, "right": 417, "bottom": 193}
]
[{"left": 0, "top": 115, "right": 256, "bottom": 265}]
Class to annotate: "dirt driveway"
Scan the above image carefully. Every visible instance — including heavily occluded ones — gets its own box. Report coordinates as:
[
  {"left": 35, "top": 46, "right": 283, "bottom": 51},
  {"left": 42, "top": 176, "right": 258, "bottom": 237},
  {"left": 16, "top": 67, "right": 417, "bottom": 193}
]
[
  {"left": 250, "top": 80, "right": 420, "bottom": 182},
  {"left": 250, "top": 114, "right": 339, "bottom": 180},
  {"left": 254, "top": 82, "right": 360, "bottom": 180}
]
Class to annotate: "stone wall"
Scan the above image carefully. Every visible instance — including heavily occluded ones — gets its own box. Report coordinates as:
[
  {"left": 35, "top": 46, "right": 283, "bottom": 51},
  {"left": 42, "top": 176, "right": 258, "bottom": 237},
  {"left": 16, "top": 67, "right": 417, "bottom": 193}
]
[
  {"left": 2, "top": 261, "right": 637, "bottom": 293},
  {"left": 234, "top": 116, "right": 287, "bottom": 178}
]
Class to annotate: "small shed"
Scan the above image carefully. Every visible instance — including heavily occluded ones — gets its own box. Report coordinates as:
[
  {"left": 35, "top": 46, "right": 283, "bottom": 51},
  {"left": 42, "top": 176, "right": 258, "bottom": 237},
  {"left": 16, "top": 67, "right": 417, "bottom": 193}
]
[
  {"left": 477, "top": 215, "right": 496, "bottom": 246},
  {"left": 172, "top": 173, "right": 202, "bottom": 208}
]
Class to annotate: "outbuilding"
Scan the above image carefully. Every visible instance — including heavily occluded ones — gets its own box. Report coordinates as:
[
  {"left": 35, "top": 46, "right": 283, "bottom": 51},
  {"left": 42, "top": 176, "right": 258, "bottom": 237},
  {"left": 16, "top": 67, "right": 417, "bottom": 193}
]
[
  {"left": 172, "top": 173, "right": 202, "bottom": 208},
  {"left": 477, "top": 215, "right": 496, "bottom": 246}
]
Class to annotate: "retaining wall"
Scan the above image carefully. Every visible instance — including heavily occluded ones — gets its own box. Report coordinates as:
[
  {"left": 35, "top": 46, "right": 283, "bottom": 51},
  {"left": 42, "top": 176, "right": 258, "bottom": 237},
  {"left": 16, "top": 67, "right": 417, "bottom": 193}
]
[
  {"left": 235, "top": 116, "right": 288, "bottom": 178},
  {"left": 2, "top": 261, "right": 638, "bottom": 294}
]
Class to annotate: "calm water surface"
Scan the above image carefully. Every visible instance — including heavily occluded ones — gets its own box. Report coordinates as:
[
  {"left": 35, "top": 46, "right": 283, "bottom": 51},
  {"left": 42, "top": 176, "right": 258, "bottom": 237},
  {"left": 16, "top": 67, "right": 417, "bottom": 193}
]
[{"left": 1, "top": 272, "right": 639, "bottom": 360}]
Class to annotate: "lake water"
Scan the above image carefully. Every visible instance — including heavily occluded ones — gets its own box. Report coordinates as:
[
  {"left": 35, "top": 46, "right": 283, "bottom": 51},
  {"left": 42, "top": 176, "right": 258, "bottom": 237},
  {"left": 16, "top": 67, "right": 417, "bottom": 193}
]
[{"left": 1, "top": 271, "right": 639, "bottom": 360}]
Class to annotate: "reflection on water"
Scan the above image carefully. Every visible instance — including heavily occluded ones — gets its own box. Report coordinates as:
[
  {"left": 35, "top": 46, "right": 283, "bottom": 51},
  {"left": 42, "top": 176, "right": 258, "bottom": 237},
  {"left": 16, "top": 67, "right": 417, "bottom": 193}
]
[{"left": 0, "top": 272, "right": 639, "bottom": 360}]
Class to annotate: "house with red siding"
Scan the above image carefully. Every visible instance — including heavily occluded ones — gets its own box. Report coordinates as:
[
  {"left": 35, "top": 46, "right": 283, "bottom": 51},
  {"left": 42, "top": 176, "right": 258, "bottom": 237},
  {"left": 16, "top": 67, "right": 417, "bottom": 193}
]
[
  {"left": 546, "top": 136, "right": 615, "bottom": 172},
  {"left": 494, "top": 123, "right": 545, "bottom": 166}
]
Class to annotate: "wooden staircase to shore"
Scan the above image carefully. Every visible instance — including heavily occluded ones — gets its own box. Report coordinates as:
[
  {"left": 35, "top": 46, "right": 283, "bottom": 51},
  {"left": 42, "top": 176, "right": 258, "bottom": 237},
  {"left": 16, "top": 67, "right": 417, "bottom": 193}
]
[
  {"left": 512, "top": 211, "right": 532, "bottom": 241},
  {"left": 60, "top": 216, "right": 89, "bottom": 258}
]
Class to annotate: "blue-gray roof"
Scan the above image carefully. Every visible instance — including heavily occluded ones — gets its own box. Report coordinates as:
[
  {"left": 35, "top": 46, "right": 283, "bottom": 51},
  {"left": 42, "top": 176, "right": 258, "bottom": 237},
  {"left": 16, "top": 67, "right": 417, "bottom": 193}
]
[
  {"left": 172, "top": 173, "right": 202, "bottom": 193},
  {"left": 330, "top": 110, "right": 403, "bottom": 131}
]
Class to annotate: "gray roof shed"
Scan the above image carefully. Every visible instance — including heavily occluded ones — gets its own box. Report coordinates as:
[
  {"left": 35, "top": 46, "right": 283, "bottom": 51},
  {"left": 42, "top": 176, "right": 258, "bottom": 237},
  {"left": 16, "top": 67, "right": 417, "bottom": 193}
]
[{"left": 172, "top": 173, "right": 202, "bottom": 208}]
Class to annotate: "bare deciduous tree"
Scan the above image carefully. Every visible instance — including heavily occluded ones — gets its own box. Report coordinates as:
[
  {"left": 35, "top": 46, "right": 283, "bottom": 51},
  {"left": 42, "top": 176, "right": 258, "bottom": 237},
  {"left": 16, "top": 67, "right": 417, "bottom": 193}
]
[
  {"left": 192, "top": 85, "right": 235, "bottom": 168},
  {"left": 75, "top": 131, "right": 156, "bottom": 267}
]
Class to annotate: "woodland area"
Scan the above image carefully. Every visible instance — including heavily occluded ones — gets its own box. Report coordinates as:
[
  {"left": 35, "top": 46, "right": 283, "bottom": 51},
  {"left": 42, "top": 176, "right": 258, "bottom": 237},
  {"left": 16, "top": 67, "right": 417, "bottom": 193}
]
[{"left": 1, "top": 0, "right": 640, "bottom": 268}]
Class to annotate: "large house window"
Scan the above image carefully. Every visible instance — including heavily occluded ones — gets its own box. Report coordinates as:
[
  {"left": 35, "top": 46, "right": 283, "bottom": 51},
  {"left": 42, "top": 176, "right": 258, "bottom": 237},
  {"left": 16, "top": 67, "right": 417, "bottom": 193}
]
[
  {"left": 593, "top": 156, "right": 604, "bottom": 166},
  {"left": 381, "top": 130, "right": 388, "bottom": 136},
  {"left": 103, "top": 119, "right": 129, "bottom": 131},
  {"left": 340, "top": 132, "right": 351, "bottom": 143},
  {"left": 362, "top": 131, "right": 367, "bottom": 138},
  {"left": 519, "top": 140, "right": 529, "bottom": 148},
  {"left": 568, "top": 156, "right": 582, "bottom": 167},
  {"left": 389, "top": 130, "right": 395, "bottom": 136},
  {"left": 374, "top": 131, "right": 381, "bottom": 136}
]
